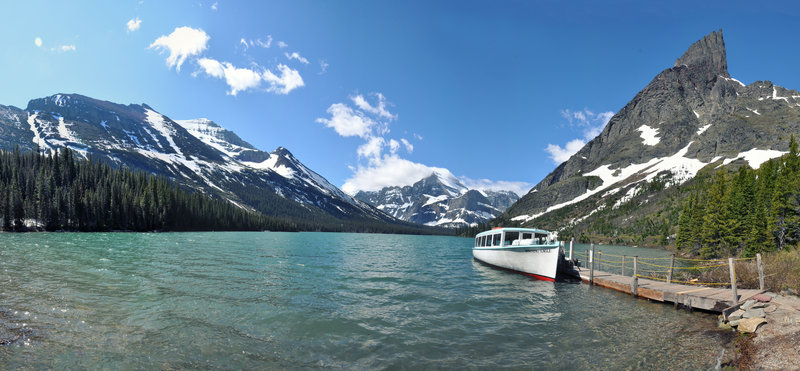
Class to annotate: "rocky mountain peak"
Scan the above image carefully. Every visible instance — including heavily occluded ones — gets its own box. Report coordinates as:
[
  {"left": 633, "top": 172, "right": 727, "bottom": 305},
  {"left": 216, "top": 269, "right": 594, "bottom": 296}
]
[{"left": 674, "top": 29, "right": 728, "bottom": 77}]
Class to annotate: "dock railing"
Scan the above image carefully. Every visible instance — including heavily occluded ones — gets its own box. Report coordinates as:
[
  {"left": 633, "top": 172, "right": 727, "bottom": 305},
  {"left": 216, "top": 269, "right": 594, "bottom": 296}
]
[{"left": 577, "top": 249, "right": 765, "bottom": 306}]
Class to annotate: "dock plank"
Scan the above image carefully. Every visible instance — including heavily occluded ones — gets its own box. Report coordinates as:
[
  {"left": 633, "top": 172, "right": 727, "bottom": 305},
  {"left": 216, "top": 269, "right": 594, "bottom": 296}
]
[{"left": 578, "top": 268, "right": 762, "bottom": 312}]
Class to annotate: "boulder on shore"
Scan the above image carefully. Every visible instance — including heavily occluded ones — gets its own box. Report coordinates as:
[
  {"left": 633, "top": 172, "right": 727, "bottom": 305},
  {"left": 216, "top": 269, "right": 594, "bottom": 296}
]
[{"left": 738, "top": 317, "right": 767, "bottom": 333}]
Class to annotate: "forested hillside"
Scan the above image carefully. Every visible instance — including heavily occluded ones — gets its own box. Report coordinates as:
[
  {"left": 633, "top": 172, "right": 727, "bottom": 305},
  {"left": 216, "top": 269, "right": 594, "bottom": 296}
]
[
  {"left": 0, "top": 147, "right": 294, "bottom": 232},
  {"left": 677, "top": 137, "right": 800, "bottom": 258}
]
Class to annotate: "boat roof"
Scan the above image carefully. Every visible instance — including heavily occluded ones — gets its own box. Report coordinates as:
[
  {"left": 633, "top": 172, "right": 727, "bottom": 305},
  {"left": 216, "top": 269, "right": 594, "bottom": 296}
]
[{"left": 475, "top": 227, "right": 550, "bottom": 237}]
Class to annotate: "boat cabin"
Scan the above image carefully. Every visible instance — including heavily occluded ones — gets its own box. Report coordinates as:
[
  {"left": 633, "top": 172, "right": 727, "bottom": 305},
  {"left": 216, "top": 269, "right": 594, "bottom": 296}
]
[{"left": 474, "top": 228, "right": 552, "bottom": 248}]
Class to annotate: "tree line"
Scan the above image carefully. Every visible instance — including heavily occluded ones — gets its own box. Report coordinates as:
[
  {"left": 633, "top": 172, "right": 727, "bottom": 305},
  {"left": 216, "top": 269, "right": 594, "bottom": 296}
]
[
  {"left": 0, "top": 147, "right": 296, "bottom": 232},
  {"left": 676, "top": 137, "right": 800, "bottom": 258}
]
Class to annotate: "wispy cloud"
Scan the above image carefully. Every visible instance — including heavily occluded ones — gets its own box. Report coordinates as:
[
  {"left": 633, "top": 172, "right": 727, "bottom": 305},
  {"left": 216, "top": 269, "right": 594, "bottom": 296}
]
[
  {"left": 196, "top": 58, "right": 304, "bottom": 96},
  {"left": 319, "top": 59, "right": 329, "bottom": 74},
  {"left": 284, "top": 51, "right": 309, "bottom": 64},
  {"left": 211, "top": 2, "right": 218, "bottom": 10},
  {"left": 277, "top": 41, "right": 288, "bottom": 48},
  {"left": 149, "top": 26, "right": 209, "bottom": 71},
  {"left": 34, "top": 37, "right": 42, "bottom": 47},
  {"left": 544, "top": 108, "right": 614, "bottom": 165},
  {"left": 127, "top": 17, "right": 142, "bottom": 32},
  {"left": 262, "top": 64, "right": 304, "bottom": 94},
  {"left": 58, "top": 44, "right": 76, "bottom": 52}
]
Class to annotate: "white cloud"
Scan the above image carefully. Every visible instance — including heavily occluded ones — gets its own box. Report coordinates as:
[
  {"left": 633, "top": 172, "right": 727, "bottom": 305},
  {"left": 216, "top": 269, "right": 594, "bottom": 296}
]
[
  {"left": 59, "top": 44, "right": 76, "bottom": 52},
  {"left": 358, "top": 137, "right": 385, "bottom": 160},
  {"left": 319, "top": 59, "right": 329, "bottom": 74},
  {"left": 149, "top": 26, "right": 210, "bottom": 71},
  {"left": 413, "top": 133, "right": 423, "bottom": 141},
  {"left": 284, "top": 51, "right": 309, "bottom": 64},
  {"left": 545, "top": 139, "right": 586, "bottom": 164},
  {"left": 34, "top": 37, "right": 42, "bottom": 47},
  {"left": 459, "top": 177, "right": 533, "bottom": 197},
  {"left": 342, "top": 155, "right": 447, "bottom": 194},
  {"left": 277, "top": 41, "right": 288, "bottom": 48},
  {"left": 127, "top": 17, "right": 142, "bottom": 32},
  {"left": 261, "top": 64, "right": 304, "bottom": 94},
  {"left": 351, "top": 93, "right": 397, "bottom": 120},
  {"left": 196, "top": 58, "right": 302, "bottom": 96},
  {"left": 400, "top": 138, "right": 413, "bottom": 153},
  {"left": 196, "top": 58, "right": 261, "bottom": 96},
  {"left": 545, "top": 108, "right": 615, "bottom": 165},
  {"left": 239, "top": 38, "right": 248, "bottom": 51},
  {"left": 316, "top": 103, "right": 376, "bottom": 138},
  {"left": 388, "top": 139, "right": 400, "bottom": 154},
  {"left": 211, "top": 2, "right": 218, "bottom": 10}
]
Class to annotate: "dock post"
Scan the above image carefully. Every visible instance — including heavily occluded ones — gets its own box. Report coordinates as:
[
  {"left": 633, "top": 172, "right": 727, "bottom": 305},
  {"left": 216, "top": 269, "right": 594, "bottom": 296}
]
[
  {"left": 728, "top": 257, "right": 738, "bottom": 306},
  {"left": 621, "top": 255, "right": 626, "bottom": 276},
  {"left": 598, "top": 250, "right": 602, "bottom": 271},
  {"left": 757, "top": 253, "right": 764, "bottom": 291},
  {"left": 667, "top": 254, "right": 675, "bottom": 284},
  {"left": 632, "top": 256, "right": 639, "bottom": 297},
  {"left": 569, "top": 237, "right": 574, "bottom": 261},
  {"left": 589, "top": 244, "right": 594, "bottom": 285}
]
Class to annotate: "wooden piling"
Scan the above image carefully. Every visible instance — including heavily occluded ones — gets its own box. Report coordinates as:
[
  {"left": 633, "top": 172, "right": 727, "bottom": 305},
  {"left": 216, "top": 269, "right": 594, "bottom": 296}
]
[
  {"left": 632, "top": 256, "right": 638, "bottom": 297},
  {"left": 621, "top": 255, "right": 626, "bottom": 276},
  {"left": 667, "top": 254, "right": 675, "bottom": 284},
  {"left": 755, "top": 253, "right": 764, "bottom": 291},
  {"left": 598, "top": 250, "right": 603, "bottom": 271},
  {"left": 728, "top": 257, "right": 738, "bottom": 306},
  {"left": 589, "top": 244, "right": 594, "bottom": 285}
]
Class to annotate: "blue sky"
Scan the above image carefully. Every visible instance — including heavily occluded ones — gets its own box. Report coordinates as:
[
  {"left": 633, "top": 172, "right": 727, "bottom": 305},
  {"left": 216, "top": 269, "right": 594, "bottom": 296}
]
[{"left": 2, "top": 1, "right": 800, "bottom": 195}]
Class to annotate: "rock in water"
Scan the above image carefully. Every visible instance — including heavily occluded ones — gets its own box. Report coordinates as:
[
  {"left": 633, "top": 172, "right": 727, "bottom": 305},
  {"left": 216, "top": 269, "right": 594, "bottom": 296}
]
[{"left": 737, "top": 317, "right": 767, "bottom": 333}]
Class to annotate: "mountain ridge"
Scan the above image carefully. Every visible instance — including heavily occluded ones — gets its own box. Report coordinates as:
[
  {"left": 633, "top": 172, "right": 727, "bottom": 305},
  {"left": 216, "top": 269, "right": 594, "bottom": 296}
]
[
  {"left": 501, "top": 30, "right": 800, "bottom": 240},
  {"left": 0, "top": 93, "right": 445, "bottom": 234}
]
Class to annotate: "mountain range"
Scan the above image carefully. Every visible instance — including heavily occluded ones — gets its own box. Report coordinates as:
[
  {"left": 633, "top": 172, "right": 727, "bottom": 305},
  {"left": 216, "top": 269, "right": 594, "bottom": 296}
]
[
  {"left": 499, "top": 30, "right": 800, "bottom": 244},
  {"left": 0, "top": 94, "right": 441, "bottom": 233},
  {"left": 354, "top": 172, "right": 518, "bottom": 228}
]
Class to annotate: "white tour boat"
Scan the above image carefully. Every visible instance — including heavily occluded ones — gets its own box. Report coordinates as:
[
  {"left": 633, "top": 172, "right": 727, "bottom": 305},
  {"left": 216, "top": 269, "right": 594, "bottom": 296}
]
[{"left": 473, "top": 227, "right": 579, "bottom": 281}]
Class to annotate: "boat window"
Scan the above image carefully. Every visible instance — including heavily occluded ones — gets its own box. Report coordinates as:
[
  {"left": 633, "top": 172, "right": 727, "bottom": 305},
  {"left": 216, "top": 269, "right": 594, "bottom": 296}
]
[
  {"left": 475, "top": 237, "right": 479, "bottom": 247},
  {"left": 482, "top": 235, "right": 488, "bottom": 247},
  {"left": 505, "top": 231, "right": 519, "bottom": 246},
  {"left": 535, "top": 233, "right": 547, "bottom": 245},
  {"left": 492, "top": 233, "right": 501, "bottom": 246},
  {"left": 522, "top": 232, "right": 532, "bottom": 240}
]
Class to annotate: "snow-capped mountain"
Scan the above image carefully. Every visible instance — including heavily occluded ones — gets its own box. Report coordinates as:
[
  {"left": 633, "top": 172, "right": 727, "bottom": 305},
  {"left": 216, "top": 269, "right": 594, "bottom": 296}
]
[
  {"left": 504, "top": 30, "right": 800, "bottom": 229},
  {"left": 0, "top": 94, "right": 400, "bottom": 228},
  {"left": 354, "top": 171, "right": 519, "bottom": 228}
]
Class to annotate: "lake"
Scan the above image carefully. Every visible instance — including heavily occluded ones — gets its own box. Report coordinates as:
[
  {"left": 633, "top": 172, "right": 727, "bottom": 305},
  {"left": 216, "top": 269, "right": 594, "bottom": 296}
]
[{"left": 0, "top": 232, "right": 728, "bottom": 369}]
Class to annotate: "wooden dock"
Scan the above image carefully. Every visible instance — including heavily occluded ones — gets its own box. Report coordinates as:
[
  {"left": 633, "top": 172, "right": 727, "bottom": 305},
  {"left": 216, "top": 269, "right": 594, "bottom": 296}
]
[{"left": 578, "top": 268, "right": 763, "bottom": 313}]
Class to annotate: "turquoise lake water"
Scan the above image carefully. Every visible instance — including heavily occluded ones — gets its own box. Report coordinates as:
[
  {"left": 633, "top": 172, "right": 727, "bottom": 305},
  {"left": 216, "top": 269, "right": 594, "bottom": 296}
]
[{"left": 0, "top": 232, "right": 728, "bottom": 369}]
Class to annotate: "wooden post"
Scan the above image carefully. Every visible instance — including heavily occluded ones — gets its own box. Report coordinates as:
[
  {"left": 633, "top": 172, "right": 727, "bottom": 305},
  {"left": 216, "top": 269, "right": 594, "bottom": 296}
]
[
  {"left": 589, "top": 244, "right": 594, "bottom": 285},
  {"left": 667, "top": 254, "right": 675, "bottom": 284},
  {"left": 632, "top": 256, "right": 639, "bottom": 297},
  {"left": 598, "top": 250, "right": 603, "bottom": 271},
  {"left": 622, "top": 255, "right": 626, "bottom": 276},
  {"left": 757, "top": 253, "right": 764, "bottom": 291},
  {"left": 569, "top": 237, "right": 574, "bottom": 261},
  {"left": 728, "top": 257, "right": 738, "bottom": 306}
]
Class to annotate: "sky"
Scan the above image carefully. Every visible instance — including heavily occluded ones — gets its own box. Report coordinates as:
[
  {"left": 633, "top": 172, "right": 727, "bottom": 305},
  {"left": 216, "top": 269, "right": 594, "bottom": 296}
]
[{"left": 2, "top": 1, "right": 800, "bottom": 196}]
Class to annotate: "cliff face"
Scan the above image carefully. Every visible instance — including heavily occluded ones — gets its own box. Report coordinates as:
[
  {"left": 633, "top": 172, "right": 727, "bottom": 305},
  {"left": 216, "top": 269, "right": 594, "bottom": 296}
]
[{"left": 505, "top": 30, "right": 800, "bottom": 225}]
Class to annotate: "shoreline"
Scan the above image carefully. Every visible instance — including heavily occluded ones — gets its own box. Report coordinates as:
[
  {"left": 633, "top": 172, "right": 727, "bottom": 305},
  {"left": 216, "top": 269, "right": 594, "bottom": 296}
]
[{"left": 715, "top": 292, "right": 800, "bottom": 369}]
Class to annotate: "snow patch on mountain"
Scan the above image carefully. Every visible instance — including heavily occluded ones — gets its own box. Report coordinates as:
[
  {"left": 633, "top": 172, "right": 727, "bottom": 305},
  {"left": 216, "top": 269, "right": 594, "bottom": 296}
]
[
  {"left": 637, "top": 124, "right": 660, "bottom": 146},
  {"left": 722, "top": 148, "right": 786, "bottom": 169},
  {"left": 243, "top": 156, "right": 295, "bottom": 178},
  {"left": 512, "top": 142, "right": 707, "bottom": 223}
]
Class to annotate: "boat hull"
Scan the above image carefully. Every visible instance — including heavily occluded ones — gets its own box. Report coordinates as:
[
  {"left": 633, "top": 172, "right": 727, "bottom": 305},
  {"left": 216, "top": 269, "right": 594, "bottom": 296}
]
[{"left": 472, "top": 246, "right": 560, "bottom": 281}]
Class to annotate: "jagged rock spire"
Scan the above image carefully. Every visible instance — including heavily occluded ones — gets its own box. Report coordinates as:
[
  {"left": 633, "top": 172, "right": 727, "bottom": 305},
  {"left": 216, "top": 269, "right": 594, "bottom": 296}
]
[{"left": 674, "top": 29, "right": 728, "bottom": 77}]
